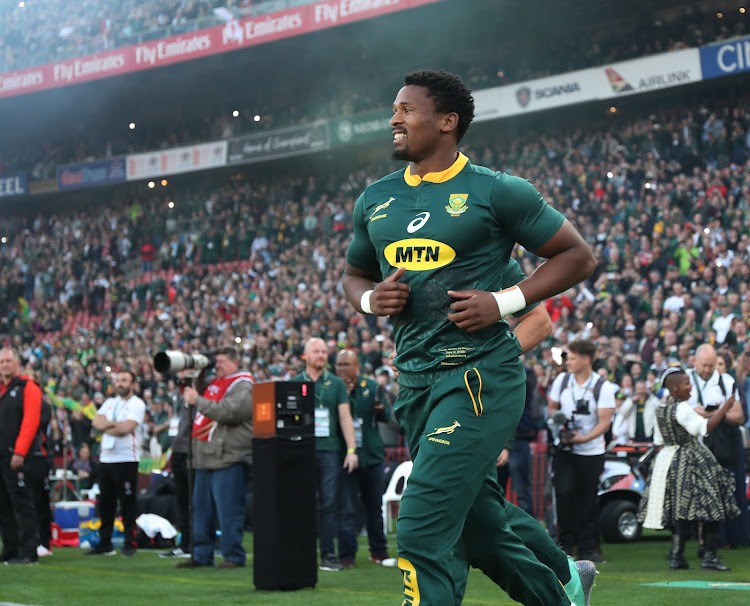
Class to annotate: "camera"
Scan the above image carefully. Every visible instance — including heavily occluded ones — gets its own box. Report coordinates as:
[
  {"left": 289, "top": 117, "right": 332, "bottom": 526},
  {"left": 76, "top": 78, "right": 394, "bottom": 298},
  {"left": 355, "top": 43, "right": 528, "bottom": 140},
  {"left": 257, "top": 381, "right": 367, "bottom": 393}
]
[
  {"left": 153, "top": 350, "right": 216, "bottom": 374},
  {"left": 575, "top": 398, "right": 590, "bottom": 415},
  {"left": 547, "top": 411, "right": 575, "bottom": 453}
]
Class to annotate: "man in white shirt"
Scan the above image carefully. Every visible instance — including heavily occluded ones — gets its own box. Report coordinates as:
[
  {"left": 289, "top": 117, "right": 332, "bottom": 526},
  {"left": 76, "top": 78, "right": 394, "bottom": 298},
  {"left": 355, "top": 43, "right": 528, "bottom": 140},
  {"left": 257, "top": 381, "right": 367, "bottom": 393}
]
[
  {"left": 88, "top": 370, "right": 145, "bottom": 557},
  {"left": 687, "top": 345, "right": 744, "bottom": 424},
  {"left": 548, "top": 340, "right": 617, "bottom": 562},
  {"left": 712, "top": 300, "right": 735, "bottom": 345}
]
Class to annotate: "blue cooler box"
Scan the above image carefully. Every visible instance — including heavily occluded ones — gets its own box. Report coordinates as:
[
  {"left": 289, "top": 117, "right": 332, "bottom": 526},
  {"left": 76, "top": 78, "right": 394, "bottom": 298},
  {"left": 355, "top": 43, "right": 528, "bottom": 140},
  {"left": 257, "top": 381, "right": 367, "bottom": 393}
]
[{"left": 53, "top": 501, "right": 96, "bottom": 529}]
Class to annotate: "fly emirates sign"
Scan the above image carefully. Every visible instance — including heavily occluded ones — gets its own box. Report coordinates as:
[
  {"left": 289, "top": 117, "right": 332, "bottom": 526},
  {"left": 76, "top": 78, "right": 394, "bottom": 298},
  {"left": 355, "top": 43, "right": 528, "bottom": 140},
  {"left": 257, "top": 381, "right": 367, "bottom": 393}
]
[{"left": 0, "top": 0, "right": 442, "bottom": 99}]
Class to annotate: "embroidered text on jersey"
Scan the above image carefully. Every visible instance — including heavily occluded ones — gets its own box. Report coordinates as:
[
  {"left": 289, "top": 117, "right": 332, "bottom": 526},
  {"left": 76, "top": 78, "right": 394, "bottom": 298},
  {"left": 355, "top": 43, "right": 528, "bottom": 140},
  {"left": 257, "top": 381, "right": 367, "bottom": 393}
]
[
  {"left": 383, "top": 238, "right": 456, "bottom": 271},
  {"left": 406, "top": 212, "right": 431, "bottom": 233}
]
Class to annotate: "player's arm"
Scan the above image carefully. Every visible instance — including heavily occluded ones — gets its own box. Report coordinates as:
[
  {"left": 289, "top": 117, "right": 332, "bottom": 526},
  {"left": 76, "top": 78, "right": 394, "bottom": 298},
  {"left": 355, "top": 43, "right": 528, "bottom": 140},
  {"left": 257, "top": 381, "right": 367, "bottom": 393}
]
[
  {"left": 448, "top": 177, "right": 594, "bottom": 332},
  {"left": 519, "top": 220, "right": 596, "bottom": 306},
  {"left": 343, "top": 263, "right": 411, "bottom": 315},
  {"left": 514, "top": 304, "right": 553, "bottom": 353}
]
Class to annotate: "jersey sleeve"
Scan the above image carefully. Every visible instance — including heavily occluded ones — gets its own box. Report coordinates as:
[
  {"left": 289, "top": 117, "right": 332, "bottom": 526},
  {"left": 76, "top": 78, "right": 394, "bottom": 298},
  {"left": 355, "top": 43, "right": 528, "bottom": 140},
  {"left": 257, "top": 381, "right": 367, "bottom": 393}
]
[
  {"left": 346, "top": 192, "right": 381, "bottom": 273},
  {"left": 501, "top": 258, "right": 540, "bottom": 317},
  {"left": 490, "top": 174, "right": 565, "bottom": 252}
]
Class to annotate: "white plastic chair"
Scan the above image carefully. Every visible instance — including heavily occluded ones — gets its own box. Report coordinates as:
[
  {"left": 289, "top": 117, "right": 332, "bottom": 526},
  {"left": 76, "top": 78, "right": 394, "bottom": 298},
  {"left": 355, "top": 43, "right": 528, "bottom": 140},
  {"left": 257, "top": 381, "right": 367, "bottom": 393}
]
[{"left": 381, "top": 460, "right": 413, "bottom": 533}]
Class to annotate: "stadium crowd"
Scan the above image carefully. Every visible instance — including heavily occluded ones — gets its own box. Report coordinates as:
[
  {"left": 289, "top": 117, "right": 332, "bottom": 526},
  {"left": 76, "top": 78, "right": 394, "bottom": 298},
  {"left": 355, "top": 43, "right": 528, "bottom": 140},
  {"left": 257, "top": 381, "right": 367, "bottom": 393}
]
[
  {"left": 3, "top": 99, "right": 750, "bottom": 384},
  {"left": 1, "top": 1, "right": 748, "bottom": 184},
  {"left": 1, "top": 84, "right": 750, "bottom": 564},
  {"left": 0, "top": 0, "right": 269, "bottom": 73}
]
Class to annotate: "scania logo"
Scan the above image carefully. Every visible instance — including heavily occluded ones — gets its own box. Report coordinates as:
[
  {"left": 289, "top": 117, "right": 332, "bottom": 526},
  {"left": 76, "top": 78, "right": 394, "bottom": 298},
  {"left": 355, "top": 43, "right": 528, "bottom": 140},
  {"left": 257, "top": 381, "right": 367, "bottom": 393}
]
[{"left": 384, "top": 238, "right": 456, "bottom": 271}]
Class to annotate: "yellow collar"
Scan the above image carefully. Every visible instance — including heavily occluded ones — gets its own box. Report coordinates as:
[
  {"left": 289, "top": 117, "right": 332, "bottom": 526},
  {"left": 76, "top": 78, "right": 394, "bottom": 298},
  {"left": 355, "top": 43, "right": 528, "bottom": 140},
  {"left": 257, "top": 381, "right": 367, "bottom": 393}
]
[{"left": 403, "top": 152, "right": 469, "bottom": 186}]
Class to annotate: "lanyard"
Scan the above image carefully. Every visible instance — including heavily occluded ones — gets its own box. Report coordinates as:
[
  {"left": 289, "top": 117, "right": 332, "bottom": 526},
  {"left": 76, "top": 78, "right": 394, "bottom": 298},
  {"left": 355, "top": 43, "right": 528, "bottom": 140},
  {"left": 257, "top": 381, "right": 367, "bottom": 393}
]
[
  {"left": 303, "top": 371, "right": 328, "bottom": 408},
  {"left": 112, "top": 396, "right": 129, "bottom": 421},
  {"left": 569, "top": 373, "right": 594, "bottom": 401},
  {"left": 692, "top": 371, "right": 706, "bottom": 406}
]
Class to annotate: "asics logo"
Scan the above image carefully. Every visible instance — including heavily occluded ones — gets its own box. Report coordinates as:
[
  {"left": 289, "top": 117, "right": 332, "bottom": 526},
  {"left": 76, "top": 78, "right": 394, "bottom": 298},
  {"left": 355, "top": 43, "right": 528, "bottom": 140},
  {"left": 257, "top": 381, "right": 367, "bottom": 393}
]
[{"left": 406, "top": 212, "right": 430, "bottom": 233}]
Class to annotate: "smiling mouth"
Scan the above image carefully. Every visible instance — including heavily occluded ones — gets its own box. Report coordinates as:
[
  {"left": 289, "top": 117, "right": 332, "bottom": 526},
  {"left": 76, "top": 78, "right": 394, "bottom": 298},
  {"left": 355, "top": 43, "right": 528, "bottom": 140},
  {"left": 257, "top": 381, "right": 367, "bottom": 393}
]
[{"left": 393, "top": 132, "right": 406, "bottom": 144}]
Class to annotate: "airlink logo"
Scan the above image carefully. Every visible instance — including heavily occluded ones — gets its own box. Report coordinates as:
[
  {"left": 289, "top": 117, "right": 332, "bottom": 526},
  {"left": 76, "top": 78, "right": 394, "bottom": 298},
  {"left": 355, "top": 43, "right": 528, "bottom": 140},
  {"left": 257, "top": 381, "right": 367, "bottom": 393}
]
[{"left": 384, "top": 238, "right": 455, "bottom": 271}]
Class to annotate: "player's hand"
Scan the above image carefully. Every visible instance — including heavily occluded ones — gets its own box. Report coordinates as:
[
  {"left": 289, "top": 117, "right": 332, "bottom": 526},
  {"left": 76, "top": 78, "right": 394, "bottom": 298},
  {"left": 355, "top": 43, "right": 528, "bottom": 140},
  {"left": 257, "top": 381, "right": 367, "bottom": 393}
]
[
  {"left": 496, "top": 449, "right": 509, "bottom": 467},
  {"left": 343, "top": 452, "right": 359, "bottom": 473},
  {"left": 370, "top": 267, "right": 410, "bottom": 315},
  {"left": 389, "top": 351, "right": 399, "bottom": 380},
  {"left": 447, "top": 290, "right": 501, "bottom": 332}
]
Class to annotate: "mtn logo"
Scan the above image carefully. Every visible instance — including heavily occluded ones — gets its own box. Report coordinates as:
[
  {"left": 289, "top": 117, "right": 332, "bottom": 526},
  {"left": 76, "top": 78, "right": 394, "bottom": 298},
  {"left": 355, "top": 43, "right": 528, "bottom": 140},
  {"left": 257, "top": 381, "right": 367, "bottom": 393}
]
[{"left": 605, "top": 68, "right": 634, "bottom": 93}]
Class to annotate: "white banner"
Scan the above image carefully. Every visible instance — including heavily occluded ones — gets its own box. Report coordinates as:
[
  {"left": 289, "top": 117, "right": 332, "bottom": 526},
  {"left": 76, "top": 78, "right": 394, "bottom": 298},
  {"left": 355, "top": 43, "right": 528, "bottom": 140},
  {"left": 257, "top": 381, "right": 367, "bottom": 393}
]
[
  {"left": 597, "top": 48, "right": 702, "bottom": 99},
  {"left": 474, "top": 48, "right": 702, "bottom": 122},
  {"left": 126, "top": 141, "right": 227, "bottom": 180},
  {"left": 474, "top": 67, "right": 601, "bottom": 122}
]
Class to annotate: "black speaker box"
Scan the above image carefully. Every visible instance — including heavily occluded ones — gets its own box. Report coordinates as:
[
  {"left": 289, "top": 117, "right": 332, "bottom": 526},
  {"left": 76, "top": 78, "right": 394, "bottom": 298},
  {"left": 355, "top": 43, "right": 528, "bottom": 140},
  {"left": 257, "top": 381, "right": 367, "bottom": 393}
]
[{"left": 252, "top": 435, "right": 317, "bottom": 590}]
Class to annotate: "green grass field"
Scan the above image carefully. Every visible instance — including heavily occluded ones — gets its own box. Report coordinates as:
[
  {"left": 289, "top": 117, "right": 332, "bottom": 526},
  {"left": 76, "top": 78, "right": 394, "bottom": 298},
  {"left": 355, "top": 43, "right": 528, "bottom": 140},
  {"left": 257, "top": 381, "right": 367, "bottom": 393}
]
[{"left": 2, "top": 533, "right": 749, "bottom": 605}]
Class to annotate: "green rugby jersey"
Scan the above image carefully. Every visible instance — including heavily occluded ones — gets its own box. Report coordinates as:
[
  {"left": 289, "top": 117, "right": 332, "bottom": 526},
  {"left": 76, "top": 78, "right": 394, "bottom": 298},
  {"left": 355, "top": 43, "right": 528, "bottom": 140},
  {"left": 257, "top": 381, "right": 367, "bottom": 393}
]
[{"left": 346, "top": 153, "right": 563, "bottom": 388}]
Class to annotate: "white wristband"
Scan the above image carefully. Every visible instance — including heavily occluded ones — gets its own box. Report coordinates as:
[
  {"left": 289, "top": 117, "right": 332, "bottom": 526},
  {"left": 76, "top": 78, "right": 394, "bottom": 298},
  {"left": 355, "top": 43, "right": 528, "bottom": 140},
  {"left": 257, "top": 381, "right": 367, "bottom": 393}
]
[
  {"left": 360, "top": 290, "right": 374, "bottom": 314},
  {"left": 492, "top": 286, "right": 527, "bottom": 318}
]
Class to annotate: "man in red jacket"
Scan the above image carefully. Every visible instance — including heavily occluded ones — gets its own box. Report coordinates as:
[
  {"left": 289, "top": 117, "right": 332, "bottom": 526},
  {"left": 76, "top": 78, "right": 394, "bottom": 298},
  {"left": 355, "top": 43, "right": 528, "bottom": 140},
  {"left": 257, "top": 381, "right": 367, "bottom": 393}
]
[{"left": 0, "top": 348, "right": 42, "bottom": 564}]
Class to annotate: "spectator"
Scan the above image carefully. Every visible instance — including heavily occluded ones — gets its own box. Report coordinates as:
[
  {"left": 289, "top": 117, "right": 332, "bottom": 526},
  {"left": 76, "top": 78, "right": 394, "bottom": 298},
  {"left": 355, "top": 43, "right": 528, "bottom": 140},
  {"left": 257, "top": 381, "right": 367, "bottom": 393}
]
[
  {"left": 548, "top": 340, "right": 617, "bottom": 563},
  {"left": 334, "top": 349, "right": 392, "bottom": 567},
  {"left": 176, "top": 347, "right": 254, "bottom": 569},
  {"left": 639, "top": 367, "right": 740, "bottom": 571},
  {"left": 0, "top": 347, "right": 42, "bottom": 565},
  {"left": 292, "top": 338, "right": 358, "bottom": 573},
  {"left": 612, "top": 380, "right": 660, "bottom": 443},
  {"left": 68, "top": 441, "right": 99, "bottom": 491},
  {"left": 88, "top": 370, "right": 145, "bottom": 557}
]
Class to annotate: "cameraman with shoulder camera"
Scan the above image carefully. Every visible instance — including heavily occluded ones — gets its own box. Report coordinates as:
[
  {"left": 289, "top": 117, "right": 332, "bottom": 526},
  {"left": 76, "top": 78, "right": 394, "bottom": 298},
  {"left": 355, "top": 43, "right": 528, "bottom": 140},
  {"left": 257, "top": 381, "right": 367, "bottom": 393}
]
[
  {"left": 175, "top": 347, "right": 254, "bottom": 570},
  {"left": 548, "top": 340, "right": 616, "bottom": 562}
]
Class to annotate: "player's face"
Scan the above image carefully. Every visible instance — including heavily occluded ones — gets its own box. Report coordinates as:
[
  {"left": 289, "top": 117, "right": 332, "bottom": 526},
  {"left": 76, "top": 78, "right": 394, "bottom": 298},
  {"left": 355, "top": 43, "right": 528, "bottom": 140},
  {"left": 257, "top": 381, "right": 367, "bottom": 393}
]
[{"left": 390, "top": 85, "right": 445, "bottom": 162}]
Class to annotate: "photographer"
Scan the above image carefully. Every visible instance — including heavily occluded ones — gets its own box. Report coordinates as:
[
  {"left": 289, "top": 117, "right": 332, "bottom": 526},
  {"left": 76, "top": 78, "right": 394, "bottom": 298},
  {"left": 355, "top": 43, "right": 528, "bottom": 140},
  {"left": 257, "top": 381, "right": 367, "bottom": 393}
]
[
  {"left": 548, "top": 340, "right": 616, "bottom": 562},
  {"left": 175, "top": 347, "right": 254, "bottom": 569}
]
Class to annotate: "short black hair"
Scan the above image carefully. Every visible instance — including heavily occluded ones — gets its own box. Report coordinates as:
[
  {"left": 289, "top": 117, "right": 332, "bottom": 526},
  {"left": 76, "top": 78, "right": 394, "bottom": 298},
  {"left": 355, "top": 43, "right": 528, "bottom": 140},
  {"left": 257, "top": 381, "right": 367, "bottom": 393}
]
[
  {"left": 404, "top": 70, "right": 475, "bottom": 143},
  {"left": 662, "top": 368, "right": 686, "bottom": 393},
  {"left": 567, "top": 340, "right": 597, "bottom": 360}
]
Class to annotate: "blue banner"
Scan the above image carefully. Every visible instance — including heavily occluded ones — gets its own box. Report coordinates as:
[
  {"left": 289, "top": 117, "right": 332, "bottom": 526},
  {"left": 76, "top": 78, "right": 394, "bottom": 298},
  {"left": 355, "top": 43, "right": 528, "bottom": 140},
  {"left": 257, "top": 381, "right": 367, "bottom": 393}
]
[
  {"left": 700, "top": 35, "right": 750, "bottom": 79},
  {"left": 0, "top": 174, "right": 27, "bottom": 198},
  {"left": 57, "top": 157, "right": 126, "bottom": 191}
]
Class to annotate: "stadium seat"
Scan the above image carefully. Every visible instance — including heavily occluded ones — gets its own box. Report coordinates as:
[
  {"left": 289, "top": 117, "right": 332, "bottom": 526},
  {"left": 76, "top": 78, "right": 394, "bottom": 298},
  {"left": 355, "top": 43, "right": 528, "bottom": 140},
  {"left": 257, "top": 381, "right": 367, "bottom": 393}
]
[{"left": 381, "top": 460, "right": 412, "bottom": 533}]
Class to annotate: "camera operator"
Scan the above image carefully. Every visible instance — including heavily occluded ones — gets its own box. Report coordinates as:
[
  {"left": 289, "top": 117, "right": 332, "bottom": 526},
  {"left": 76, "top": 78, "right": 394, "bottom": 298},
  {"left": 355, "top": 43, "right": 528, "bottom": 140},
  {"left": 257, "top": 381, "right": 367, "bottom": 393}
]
[
  {"left": 176, "top": 347, "right": 254, "bottom": 569},
  {"left": 548, "top": 340, "right": 616, "bottom": 562}
]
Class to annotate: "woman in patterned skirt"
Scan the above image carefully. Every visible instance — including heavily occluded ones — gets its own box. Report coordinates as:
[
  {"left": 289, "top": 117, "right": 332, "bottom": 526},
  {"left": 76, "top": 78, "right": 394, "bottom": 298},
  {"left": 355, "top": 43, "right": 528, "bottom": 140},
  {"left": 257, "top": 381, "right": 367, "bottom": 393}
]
[{"left": 638, "top": 367, "right": 740, "bottom": 570}]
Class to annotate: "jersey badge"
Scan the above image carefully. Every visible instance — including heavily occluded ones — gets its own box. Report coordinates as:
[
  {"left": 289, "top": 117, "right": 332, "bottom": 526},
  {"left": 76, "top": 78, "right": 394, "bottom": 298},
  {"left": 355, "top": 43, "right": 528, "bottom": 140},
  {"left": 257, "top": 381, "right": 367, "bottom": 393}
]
[{"left": 446, "top": 194, "right": 468, "bottom": 216}]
